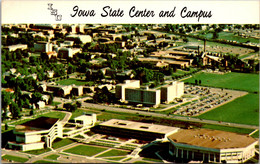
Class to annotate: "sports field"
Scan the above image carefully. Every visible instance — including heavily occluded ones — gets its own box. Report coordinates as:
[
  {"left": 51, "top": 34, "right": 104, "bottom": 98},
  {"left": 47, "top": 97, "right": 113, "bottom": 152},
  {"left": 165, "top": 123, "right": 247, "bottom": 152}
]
[
  {"left": 56, "top": 78, "right": 94, "bottom": 86},
  {"left": 197, "top": 93, "right": 259, "bottom": 126},
  {"left": 184, "top": 72, "right": 259, "bottom": 92}
]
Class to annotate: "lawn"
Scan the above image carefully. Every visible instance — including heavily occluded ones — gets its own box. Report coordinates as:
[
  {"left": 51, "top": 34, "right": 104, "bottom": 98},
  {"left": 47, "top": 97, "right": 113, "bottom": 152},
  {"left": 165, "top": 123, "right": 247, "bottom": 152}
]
[
  {"left": 24, "top": 148, "right": 51, "bottom": 155},
  {"left": 203, "top": 32, "right": 259, "bottom": 44},
  {"left": 52, "top": 138, "right": 75, "bottom": 149},
  {"left": 64, "top": 145, "right": 107, "bottom": 156},
  {"left": 40, "top": 112, "right": 66, "bottom": 120},
  {"left": 184, "top": 72, "right": 259, "bottom": 92},
  {"left": 105, "top": 157, "right": 126, "bottom": 161},
  {"left": 44, "top": 154, "right": 60, "bottom": 160},
  {"left": 197, "top": 94, "right": 259, "bottom": 126},
  {"left": 96, "top": 149, "right": 129, "bottom": 157},
  {"left": 56, "top": 78, "right": 94, "bottom": 86},
  {"left": 202, "top": 124, "right": 253, "bottom": 134},
  {"left": 51, "top": 101, "right": 61, "bottom": 106},
  {"left": 2, "top": 155, "right": 28, "bottom": 163},
  {"left": 33, "top": 160, "right": 59, "bottom": 163}
]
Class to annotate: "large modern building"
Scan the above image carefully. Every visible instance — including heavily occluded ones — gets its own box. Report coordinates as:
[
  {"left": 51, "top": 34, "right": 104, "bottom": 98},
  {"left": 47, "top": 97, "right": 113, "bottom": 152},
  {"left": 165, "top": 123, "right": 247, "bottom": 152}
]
[
  {"left": 167, "top": 129, "right": 258, "bottom": 163},
  {"left": 161, "top": 81, "right": 184, "bottom": 103},
  {"left": 115, "top": 80, "right": 184, "bottom": 105},
  {"left": 93, "top": 119, "right": 180, "bottom": 141},
  {"left": 116, "top": 80, "right": 160, "bottom": 106},
  {"left": 34, "top": 41, "right": 53, "bottom": 52},
  {"left": 65, "top": 34, "right": 92, "bottom": 44},
  {"left": 8, "top": 117, "right": 62, "bottom": 151}
]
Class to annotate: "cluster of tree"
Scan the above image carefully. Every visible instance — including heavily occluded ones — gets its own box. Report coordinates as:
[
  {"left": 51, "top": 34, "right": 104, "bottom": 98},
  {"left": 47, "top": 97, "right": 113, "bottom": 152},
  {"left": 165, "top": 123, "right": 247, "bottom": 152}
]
[
  {"left": 2, "top": 32, "right": 46, "bottom": 47},
  {"left": 86, "top": 69, "right": 104, "bottom": 82},
  {"left": 63, "top": 101, "right": 81, "bottom": 112},
  {"left": 92, "top": 86, "right": 117, "bottom": 104},
  {"left": 4, "top": 76, "right": 37, "bottom": 91},
  {"left": 1, "top": 90, "right": 43, "bottom": 120},
  {"left": 133, "top": 67, "right": 164, "bottom": 84}
]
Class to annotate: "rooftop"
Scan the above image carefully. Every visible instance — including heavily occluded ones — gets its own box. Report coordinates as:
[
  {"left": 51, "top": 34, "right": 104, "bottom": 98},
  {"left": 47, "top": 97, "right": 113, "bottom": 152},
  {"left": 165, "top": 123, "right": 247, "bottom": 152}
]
[
  {"left": 168, "top": 129, "right": 257, "bottom": 149},
  {"left": 99, "top": 119, "right": 179, "bottom": 135},
  {"left": 15, "top": 117, "right": 59, "bottom": 132}
]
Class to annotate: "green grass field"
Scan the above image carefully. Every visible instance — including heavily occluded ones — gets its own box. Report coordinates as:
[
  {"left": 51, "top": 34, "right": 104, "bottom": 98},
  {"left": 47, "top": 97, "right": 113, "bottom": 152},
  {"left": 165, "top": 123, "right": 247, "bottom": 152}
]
[
  {"left": 184, "top": 72, "right": 259, "bottom": 92},
  {"left": 197, "top": 94, "right": 259, "bottom": 126},
  {"left": 64, "top": 145, "right": 107, "bottom": 156},
  {"left": 203, "top": 32, "right": 259, "bottom": 44},
  {"left": 97, "top": 149, "right": 129, "bottom": 158},
  {"left": 105, "top": 157, "right": 126, "bottom": 161},
  {"left": 33, "top": 160, "right": 59, "bottom": 163},
  {"left": 56, "top": 78, "right": 94, "bottom": 86},
  {"left": 24, "top": 148, "right": 51, "bottom": 155},
  {"left": 52, "top": 138, "right": 74, "bottom": 149},
  {"left": 202, "top": 124, "right": 254, "bottom": 134},
  {"left": 2, "top": 155, "right": 28, "bottom": 163},
  {"left": 40, "top": 112, "right": 66, "bottom": 120},
  {"left": 44, "top": 154, "right": 60, "bottom": 160}
]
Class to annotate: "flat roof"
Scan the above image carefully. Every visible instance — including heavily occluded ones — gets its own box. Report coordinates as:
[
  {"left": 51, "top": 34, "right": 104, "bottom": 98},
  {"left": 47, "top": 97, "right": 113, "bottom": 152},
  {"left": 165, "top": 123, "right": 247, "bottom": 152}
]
[
  {"left": 16, "top": 117, "right": 59, "bottom": 132},
  {"left": 99, "top": 119, "right": 179, "bottom": 135},
  {"left": 168, "top": 129, "right": 257, "bottom": 149}
]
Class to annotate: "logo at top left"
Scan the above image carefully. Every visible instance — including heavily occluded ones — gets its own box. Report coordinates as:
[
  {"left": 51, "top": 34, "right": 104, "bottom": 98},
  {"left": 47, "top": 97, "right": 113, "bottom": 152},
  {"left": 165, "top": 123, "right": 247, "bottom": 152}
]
[{"left": 48, "top": 3, "right": 62, "bottom": 21}]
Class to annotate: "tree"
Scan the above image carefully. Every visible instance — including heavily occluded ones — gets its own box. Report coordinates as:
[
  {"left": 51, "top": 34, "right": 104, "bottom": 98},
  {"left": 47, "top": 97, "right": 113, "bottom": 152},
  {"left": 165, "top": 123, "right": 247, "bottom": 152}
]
[
  {"left": 31, "top": 92, "right": 42, "bottom": 106},
  {"left": 48, "top": 93, "right": 54, "bottom": 105},
  {"left": 9, "top": 102, "right": 21, "bottom": 119}
]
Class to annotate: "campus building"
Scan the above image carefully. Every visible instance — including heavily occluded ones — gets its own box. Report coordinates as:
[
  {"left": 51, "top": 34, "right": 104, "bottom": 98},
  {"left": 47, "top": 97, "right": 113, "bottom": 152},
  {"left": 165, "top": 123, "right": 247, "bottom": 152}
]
[
  {"left": 116, "top": 80, "right": 184, "bottom": 106},
  {"left": 161, "top": 81, "right": 184, "bottom": 103},
  {"left": 4, "top": 44, "right": 28, "bottom": 51},
  {"left": 167, "top": 129, "right": 258, "bottom": 163},
  {"left": 115, "top": 80, "right": 160, "bottom": 106},
  {"left": 65, "top": 34, "right": 92, "bottom": 44},
  {"left": 8, "top": 117, "right": 62, "bottom": 151},
  {"left": 34, "top": 41, "right": 53, "bottom": 52},
  {"left": 92, "top": 119, "right": 180, "bottom": 141}
]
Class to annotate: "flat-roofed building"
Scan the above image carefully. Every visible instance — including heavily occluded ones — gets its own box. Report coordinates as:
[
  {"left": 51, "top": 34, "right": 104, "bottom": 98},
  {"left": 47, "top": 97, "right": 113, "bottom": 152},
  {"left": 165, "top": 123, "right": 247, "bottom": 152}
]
[
  {"left": 8, "top": 117, "right": 62, "bottom": 151},
  {"left": 115, "top": 80, "right": 140, "bottom": 101},
  {"left": 65, "top": 34, "right": 92, "bottom": 44},
  {"left": 93, "top": 119, "right": 180, "bottom": 141},
  {"left": 58, "top": 47, "right": 81, "bottom": 58},
  {"left": 125, "top": 87, "right": 161, "bottom": 106},
  {"left": 161, "top": 81, "right": 184, "bottom": 103},
  {"left": 34, "top": 41, "right": 52, "bottom": 52},
  {"left": 168, "top": 129, "right": 258, "bottom": 163},
  {"left": 5, "top": 44, "right": 28, "bottom": 51},
  {"left": 74, "top": 113, "right": 97, "bottom": 127}
]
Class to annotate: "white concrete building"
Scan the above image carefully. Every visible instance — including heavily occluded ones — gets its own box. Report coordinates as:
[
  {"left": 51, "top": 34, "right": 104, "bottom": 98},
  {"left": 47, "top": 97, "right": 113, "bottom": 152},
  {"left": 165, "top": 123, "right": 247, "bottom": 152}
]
[
  {"left": 74, "top": 113, "right": 97, "bottom": 127},
  {"left": 5, "top": 44, "right": 28, "bottom": 51},
  {"left": 161, "top": 81, "right": 184, "bottom": 103},
  {"left": 65, "top": 34, "right": 92, "bottom": 44},
  {"left": 58, "top": 47, "right": 81, "bottom": 58},
  {"left": 8, "top": 117, "right": 62, "bottom": 151},
  {"left": 168, "top": 129, "right": 258, "bottom": 163},
  {"left": 115, "top": 80, "right": 140, "bottom": 101}
]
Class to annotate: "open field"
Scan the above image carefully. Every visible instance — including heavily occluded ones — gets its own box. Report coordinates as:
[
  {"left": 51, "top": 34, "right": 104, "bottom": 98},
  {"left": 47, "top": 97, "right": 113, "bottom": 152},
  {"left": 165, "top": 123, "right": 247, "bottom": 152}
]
[
  {"left": 56, "top": 78, "right": 94, "bottom": 86},
  {"left": 41, "top": 112, "right": 66, "bottom": 119},
  {"left": 197, "top": 94, "right": 259, "bottom": 126},
  {"left": 184, "top": 37, "right": 254, "bottom": 56},
  {"left": 184, "top": 72, "right": 259, "bottom": 92},
  {"left": 2, "top": 155, "right": 28, "bottom": 163},
  {"left": 97, "top": 149, "right": 129, "bottom": 158},
  {"left": 202, "top": 124, "right": 254, "bottom": 135},
  {"left": 202, "top": 32, "right": 259, "bottom": 44},
  {"left": 44, "top": 154, "right": 60, "bottom": 160},
  {"left": 52, "top": 138, "right": 74, "bottom": 149},
  {"left": 33, "top": 160, "right": 59, "bottom": 163},
  {"left": 64, "top": 145, "right": 107, "bottom": 156},
  {"left": 23, "top": 148, "right": 52, "bottom": 155}
]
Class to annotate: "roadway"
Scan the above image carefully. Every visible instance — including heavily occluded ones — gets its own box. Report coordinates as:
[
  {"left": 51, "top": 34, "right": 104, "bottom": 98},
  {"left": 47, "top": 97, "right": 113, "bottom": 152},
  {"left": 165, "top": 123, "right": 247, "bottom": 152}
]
[
  {"left": 80, "top": 102, "right": 259, "bottom": 130},
  {"left": 53, "top": 97, "right": 258, "bottom": 130}
]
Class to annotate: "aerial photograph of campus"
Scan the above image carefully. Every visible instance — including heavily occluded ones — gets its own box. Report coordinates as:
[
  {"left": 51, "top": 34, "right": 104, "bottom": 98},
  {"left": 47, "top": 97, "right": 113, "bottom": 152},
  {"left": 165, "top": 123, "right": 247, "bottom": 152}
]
[{"left": 1, "top": 24, "right": 259, "bottom": 163}]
